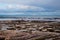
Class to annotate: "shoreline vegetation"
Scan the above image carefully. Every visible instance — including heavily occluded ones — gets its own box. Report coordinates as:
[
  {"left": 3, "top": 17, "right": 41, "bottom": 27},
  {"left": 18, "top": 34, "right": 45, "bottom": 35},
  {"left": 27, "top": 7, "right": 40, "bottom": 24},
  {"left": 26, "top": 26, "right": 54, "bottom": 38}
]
[{"left": 0, "top": 20, "right": 60, "bottom": 40}]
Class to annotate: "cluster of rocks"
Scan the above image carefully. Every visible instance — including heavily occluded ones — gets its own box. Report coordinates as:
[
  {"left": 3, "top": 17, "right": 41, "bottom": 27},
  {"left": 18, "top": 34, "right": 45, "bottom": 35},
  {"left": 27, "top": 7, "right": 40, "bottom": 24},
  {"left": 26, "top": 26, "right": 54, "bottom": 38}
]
[
  {"left": 0, "top": 30, "right": 60, "bottom": 40},
  {"left": 0, "top": 20, "right": 60, "bottom": 40}
]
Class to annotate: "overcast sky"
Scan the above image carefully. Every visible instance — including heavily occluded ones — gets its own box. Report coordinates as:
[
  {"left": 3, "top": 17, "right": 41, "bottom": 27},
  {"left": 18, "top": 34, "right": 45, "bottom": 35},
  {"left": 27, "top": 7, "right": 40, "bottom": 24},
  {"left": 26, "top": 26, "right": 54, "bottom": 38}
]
[{"left": 0, "top": 0, "right": 60, "bottom": 15}]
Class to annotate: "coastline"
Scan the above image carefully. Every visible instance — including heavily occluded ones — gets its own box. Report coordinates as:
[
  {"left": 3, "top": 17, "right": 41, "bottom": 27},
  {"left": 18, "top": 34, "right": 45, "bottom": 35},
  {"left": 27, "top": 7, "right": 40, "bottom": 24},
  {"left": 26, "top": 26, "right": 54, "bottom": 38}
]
[{"left": 0, "top": 18, "right": 60, "bottom": 22}]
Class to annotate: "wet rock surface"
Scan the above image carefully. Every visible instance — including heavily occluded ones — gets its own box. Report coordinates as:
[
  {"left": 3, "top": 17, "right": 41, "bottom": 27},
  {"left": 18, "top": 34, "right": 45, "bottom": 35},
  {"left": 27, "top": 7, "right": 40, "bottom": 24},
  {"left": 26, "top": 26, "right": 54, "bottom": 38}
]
[{"left": 0, "top": 20, "right": 60, "bottom": 40}]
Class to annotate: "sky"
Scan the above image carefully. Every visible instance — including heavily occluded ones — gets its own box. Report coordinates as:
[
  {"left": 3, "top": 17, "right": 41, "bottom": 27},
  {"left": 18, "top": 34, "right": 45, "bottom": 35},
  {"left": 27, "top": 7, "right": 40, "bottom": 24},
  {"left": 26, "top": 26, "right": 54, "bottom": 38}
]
[{"left": 0, "top": 0, "right": 60, "bottom": 15}]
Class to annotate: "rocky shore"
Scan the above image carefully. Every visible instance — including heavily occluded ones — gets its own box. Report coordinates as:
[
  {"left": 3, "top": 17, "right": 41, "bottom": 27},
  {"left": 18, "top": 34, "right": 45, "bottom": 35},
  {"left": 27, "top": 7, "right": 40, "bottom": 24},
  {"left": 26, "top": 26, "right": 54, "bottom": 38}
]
[{"left": 0, "top": 20, "right": 60, "bottom": 40}]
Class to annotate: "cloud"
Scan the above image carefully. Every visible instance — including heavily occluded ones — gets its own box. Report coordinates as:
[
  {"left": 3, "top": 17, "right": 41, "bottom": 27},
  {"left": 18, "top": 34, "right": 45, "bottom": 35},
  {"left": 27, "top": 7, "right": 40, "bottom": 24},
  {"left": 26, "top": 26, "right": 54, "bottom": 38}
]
[
  {"left": 0, "top": 4, "right": 45, "bottom": 12},
  {"left": 0, "top": 0, "right": 60, "bottom": 12}
]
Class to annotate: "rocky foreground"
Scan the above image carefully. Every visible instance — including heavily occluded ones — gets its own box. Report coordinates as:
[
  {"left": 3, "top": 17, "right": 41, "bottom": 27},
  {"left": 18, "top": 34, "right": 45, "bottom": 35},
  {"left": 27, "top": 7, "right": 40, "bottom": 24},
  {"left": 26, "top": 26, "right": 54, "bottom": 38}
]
[
  {"left": 0, "top": 20, "right": 60, "bottom": 40},
  {"left": 0, "top": 30, "right": 60, "bottom": 40}
]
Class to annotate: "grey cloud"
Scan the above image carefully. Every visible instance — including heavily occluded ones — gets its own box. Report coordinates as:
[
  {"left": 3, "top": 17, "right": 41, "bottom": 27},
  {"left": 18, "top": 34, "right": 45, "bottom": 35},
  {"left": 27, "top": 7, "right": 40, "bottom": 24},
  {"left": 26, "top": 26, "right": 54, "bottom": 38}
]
[{"left": 0, "top": 0, "right": 60, "bottom": 11}]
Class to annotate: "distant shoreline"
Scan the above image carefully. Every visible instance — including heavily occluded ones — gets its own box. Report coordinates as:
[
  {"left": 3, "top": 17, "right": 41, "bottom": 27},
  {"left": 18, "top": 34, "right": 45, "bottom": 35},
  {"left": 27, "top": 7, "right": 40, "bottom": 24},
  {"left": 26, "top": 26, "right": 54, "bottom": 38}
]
[{"left": 0, "top": 18, "right": 60, "bottom": 22}]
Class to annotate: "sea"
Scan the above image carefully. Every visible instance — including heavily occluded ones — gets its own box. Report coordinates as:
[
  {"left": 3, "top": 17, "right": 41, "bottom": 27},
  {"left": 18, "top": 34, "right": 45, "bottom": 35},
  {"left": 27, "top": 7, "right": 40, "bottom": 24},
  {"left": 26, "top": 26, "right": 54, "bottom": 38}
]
[{"left": 0, "top": 12, "right": 60, "bottom": 21}]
